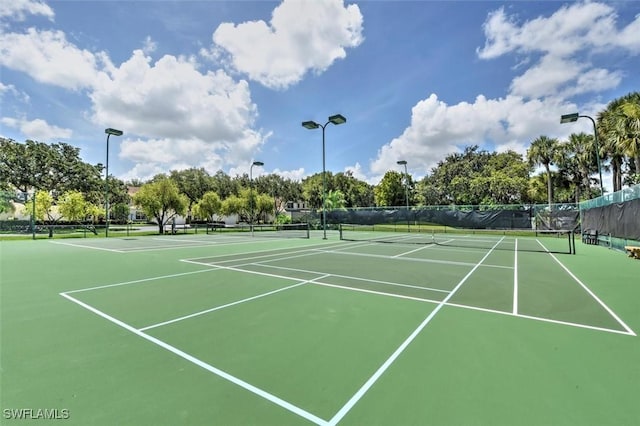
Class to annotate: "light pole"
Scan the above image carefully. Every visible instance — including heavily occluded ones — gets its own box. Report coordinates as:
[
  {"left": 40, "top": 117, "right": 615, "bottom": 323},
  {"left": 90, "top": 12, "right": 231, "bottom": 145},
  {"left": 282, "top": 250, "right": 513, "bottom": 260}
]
[
  {"left": 250, "top": 160, "right": 264, "bottom": 234},
  {"left": 560, "top": 113, "right": 604, "bottom": 195},
  {"left": 397, "top": 160, "right": 410, "bottom": 232},
  {"left": 302, "top": 114, "right": 346, "bottom": 239},
  {"left": 104, "top": 128, "right": 123, "bottom": 237}
]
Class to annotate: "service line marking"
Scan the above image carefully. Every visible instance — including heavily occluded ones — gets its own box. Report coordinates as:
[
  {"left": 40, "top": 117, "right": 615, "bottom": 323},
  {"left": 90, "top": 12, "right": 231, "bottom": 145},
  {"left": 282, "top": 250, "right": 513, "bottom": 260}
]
[{"left": 139, "top": 274, "right": 331, "bottom": 331}]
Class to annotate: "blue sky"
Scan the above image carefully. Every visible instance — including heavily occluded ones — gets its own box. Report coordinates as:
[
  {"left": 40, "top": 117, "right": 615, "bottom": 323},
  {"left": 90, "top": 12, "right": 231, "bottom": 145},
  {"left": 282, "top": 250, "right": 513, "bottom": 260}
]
[{"left": 1, "top": 0, "right": 639, "bottom": 187}]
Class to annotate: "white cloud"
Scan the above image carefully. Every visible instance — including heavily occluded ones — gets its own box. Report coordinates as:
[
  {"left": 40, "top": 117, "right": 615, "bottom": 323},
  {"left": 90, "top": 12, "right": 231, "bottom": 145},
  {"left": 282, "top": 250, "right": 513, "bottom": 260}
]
[
  {"left": 91, "top": 51, "right": 257, "bottom": 140},
  {"left": 369, "top": 94, "right": 578, "bottom": 177},
  {"left": 271, "top": 167, "right": 306, "bottom": 182},
  {"left": 344, "top": 162, "right": 378, "bottom": 185},
  {"left": 211, "top": 0, "right": 363, "bottom": 89},
  {"left": 1, "top": 117, "right": 72, "bottom": 140},
  {"left": 89, "top": 50, "right": 268, "bottom": 176},
  {"left": 0, "top": 0, "right": 54, "bottom": 22},
  {"left": 368, "top": 2, "right": 638, "bottom": 181},
  {"left": 477, "top": 2, "right": 640, "bottom": 100},
  {"left": 0, "top": 82, "right": 30, "bottom": 103},
  {"left": 477, "top": 2, "right": 620, "bottom": 59},
  {"left": 618, "top": 13, "right": 640, "bottom": 52},
  {"left": 119, "top": 162, "right": 167, "bottom": 183},
  {"left": 141, "top": 36, "right": 157, "bottom": 55},
  {"left": 0, "top": 28, "right": 102, "bottom": 90}
]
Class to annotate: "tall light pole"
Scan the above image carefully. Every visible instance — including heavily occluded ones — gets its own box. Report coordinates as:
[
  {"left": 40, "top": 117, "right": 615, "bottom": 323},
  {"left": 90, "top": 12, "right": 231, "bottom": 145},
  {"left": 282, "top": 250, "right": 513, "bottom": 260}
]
[
  {"left": 560, "top": 113, "right": 604, "bottom": 195},
  {"left": 104, "top": 128, "right": 123, "bottom": 237},
  {"left": 302, "top": 114, "right": 346, "bottom": 239},
  {"left": 250, "top": 160, "right": 264, "bottom": 234},
  {"left": 397, "top": 160, "right": 410, "bottom": 232}
]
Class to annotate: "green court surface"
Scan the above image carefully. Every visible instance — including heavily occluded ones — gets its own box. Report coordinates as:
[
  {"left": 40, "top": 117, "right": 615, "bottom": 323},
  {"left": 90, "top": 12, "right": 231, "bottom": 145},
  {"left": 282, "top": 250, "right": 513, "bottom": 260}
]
[{"left": 1, "top": 231, "right": 639, "bottom": 425}]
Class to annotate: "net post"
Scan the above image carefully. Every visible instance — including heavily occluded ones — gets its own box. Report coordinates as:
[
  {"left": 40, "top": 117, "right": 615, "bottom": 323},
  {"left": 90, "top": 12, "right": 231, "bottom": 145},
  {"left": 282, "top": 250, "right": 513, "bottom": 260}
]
[
  {"left": 305, "top": 222, "right": 310, "bottom": 239},
  {"left": 339, "top": 223, "right": 343, "bottom": 240}
]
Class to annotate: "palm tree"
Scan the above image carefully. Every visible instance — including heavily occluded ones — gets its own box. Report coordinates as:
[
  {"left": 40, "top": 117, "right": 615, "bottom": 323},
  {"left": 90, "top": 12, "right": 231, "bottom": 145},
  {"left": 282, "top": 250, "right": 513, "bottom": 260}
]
[
  {"left": 561, "top": 133, "right": 599, "bottom": 201},
  {"left": 598, "top": 92, "right": 640, "bottom": 191},
  {"left": 324, "top": 189, "right": 347, "bottom": 211},
  {"left": 619, "top": 94, "right": 640, "bottom": 180},
  {"left": 527, "top": 135, "right": 559, "bottom": 209}
]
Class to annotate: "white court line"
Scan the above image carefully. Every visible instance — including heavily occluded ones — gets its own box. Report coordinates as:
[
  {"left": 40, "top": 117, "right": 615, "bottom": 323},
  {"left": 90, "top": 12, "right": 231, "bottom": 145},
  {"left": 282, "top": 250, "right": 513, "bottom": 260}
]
[
  {"left": 392, "top": 243, "right": 435, "bottom": 258},
  {"left": 183, "top": 239, "right": 365, "bottom": 262},
  {"left": 327, "top": 236, "right": 505, "bottom": 426},
  {"left": 63, "top": 268, "right": 219, "bottom": 294},
  {"left": 49, "top": 240, "right": 126, "bottom": 253},
  {"left": 312, "top": 281, "right": 442, "bottom": 304},
  {"left": 253, "top": 263, "right": 451, "bottom": 294},
  {"left": 513, "top": 239, "right": 518, "bottom": 315},
  {"left": 59, "top": 292, "right": 328, "bottom": 426},
  {"left": 312, "top": 247, "right": 513, "bottom": 270},
  {"left": 318, "top": 281, "right": 634, "bottom": 337},
  {"left": 65, "top": 241, "right": 363, "bottom": 295},
  {"left": 139, "top": 274, "right": 331, "bottom": 331},
  {"left": 537, "top": 240, "right": 636, "bottom": 336}
]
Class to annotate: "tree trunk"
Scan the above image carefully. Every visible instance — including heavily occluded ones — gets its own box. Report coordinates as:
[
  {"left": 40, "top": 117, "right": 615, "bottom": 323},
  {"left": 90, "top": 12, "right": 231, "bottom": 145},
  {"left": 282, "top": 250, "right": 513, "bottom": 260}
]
[{"left": 545, "top": 165, "right": 552, "bottom": 208}]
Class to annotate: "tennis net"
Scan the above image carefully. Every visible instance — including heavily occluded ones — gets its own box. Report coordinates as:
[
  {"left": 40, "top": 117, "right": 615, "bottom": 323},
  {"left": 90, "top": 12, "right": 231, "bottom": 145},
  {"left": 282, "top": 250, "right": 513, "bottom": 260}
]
[
  {"left": 339, "top": 224, "right": 575, "bottom": 254},
  {"left": 207, "top": 222, "right": 310, "bottom": 239}
]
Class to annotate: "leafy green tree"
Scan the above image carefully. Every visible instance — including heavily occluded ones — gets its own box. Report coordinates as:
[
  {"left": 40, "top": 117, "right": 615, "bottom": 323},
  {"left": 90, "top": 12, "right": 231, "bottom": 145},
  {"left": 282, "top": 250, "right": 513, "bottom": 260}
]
[
  {"left": 58, "top": 190, "right": 90, "bottom": 221},
  {"left": 170, "top": 168, "right": 213, "bottom": 218},
  {"left": 221, "top": 194, "right": 245, "bottom": 221},
  {"left": 29, "top": 190, "right": 62, "bottom": 237},
  {"left": 374, "top": 171, "right": 405, "bottom": 207},
  {"left": 527, "top": 136, "right": 559, "bottom": 208},
  {"left": 333, "top": 171, "right": 374, "bottom": 207},
  {"left": 193, "top": 191, "right": 223, "bottom": 222},
  {"left": 132, "top": 177, "right": 188, "bottom": 234},
  {"left": 57, "top": 190, "right": 101, "bottom": 232},
  {"left": 325, "top": 189, "right": 347, "bottom": 211},
  {"left": 597, "top": 92, "right": 640, "bottom": 191},
  {"left": 599, "top": 101, "right": 625, "bottom": 192},
  {"left": 255, "top": 193, "right": 274, "bottom": 223},
  {"left": 618, "top": 94, "right": 640, "bottom": 179},
  {"left": 0, "top": 138, "right": 104, "bottom": 202},
  {"left": 0, "top": 190, "right": 15, "bottom": 214},
  {"left": 255, "top": 174, "right": 303, "bottom": 215},
  {"left": 103, "top": 176, "right": 130, "bottom": 208},
  {"left": 301, "top": 173, "right": 328, "bottom": 209},
  {"left": 112, "top": 203, "right": 131, "bottom": 224},
  {"left": 211, "top": 170, "right": 240, "bottom": 199},
  {"left": 555, "top": 133, "right": 599, "bottom": 202}
]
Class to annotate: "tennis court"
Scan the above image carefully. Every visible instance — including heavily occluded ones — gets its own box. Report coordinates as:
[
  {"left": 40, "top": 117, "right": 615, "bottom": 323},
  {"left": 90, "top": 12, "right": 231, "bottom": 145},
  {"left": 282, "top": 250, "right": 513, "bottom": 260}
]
[{"left": 1, "top": 228, "right": 639, "bottom": 425}]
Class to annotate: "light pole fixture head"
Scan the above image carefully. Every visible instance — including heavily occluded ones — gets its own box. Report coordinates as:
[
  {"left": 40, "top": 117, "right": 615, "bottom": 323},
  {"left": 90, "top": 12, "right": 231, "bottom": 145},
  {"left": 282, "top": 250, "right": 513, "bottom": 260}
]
[
  {"left": 252, "top": 161, "right": 264, "bottom": 167},
  {"left": 328, "top": 114, "right": 346, "bottom": 125},
  {"left": 105, "top": 128, "right": 123, "bottom": 136},
  {"left": 302, "top": 121, "right": 320, "bottom": 129},
  {"left": 397, "top": 160, "right": 407, "bottom": 165},
  {"left": 560, "top": 113, "right": 579, "bottom": 124}
]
